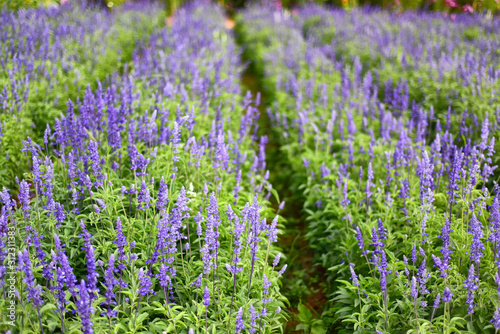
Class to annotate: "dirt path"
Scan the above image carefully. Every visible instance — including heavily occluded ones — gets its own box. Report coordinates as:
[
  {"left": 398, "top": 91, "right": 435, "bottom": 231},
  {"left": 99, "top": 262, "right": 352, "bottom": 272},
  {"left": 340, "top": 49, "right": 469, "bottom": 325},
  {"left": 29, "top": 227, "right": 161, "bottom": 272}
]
[{"left": 239, "top": 56, "right": 330, "bottom": 334}]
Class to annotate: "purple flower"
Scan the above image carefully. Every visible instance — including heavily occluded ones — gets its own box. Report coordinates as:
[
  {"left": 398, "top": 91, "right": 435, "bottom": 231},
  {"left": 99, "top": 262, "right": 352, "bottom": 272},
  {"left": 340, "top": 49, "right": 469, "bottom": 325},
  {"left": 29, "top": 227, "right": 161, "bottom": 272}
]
[
  {"left": 432, "top": 217, "right": 453, "bottom": 278},
  {"left": 356, "top": 227, "right": 367, "bottom": 255},
  {"left": 18, "top": 180, "right": 31, "bottom": 218},
  {"left": 114, "top": 218, "right": 128, "bottom": 278},
  {"left": 203, "top": 286, "right": 210, "bottom": 307},
  {"left": 469, "top": 213, "right": 484, "bottom": 265},
  {"left": 277, "top": 264, "right": 287, "bottom": 276},
  {"left": 442, "top": 287, "right": 453, "bottom": 303},
  {"left": 410, "top": 276, "right": 418, "bottom": 298},
  {"left": 233, "top": 170, "right": 242, "bottom": 204},
  {"left": 350, "top": 263, "right": 359, "bottom": 287},
  {"left": 249, "top": 304, "right": 258, "bottom": 333},
  {"left": 156, "top": 177, "right": 169, "bottom": 211},
  {"left": 59, "top": 252, "right": 77, "bottom": 295},
  {"left": 88, "top": 141, "right": 103, "bottom": 188},
  {"left": 18, "top": 249, "right": 43, "bottom": 307},
  {"left": 380, "top": 271, "right": 387, "bottom": 292},
  {"left": 191, "top": 274, "right": 202, "bottom": 288},
  {"left": 464, "top": 264, "right": 478, "bottom": 314},
  {"left": 431, "top": 293, "right": 440, "bottom": 311},
  {"left": 235, "top": 307, "right": 245, "bottom": 333},
  {"left": 266, "top": 216, "right": 279, "bottom": 243},
  {"left": 55, "top": 203, "right": 66, "bottom": 227},
  {"left": 138, "top": 268, "right": 154, "bottom": 296},
  {"left": 137, "top": 181, "right": 151, "bottom": 211},
  {"left": 340, "top": 179, "right": 350, "bottom": 207},
  {"left": 273, "top": 253, "right": 281, "bottom": 268},
  {"left": 411, "top": 245, "right": 417, "bottom": 264},
  {"left": 491, "top": 309, "right": 500, "bottom": 331},
  {"left": 76, "top": 280, "right": 94, "bottom": 334},
  {"left": 102, "top": 254, "right": 118, "bottom": 318},
  {"left": 378, "top": 219, "right": 387, "bottom": 240},
  {"left": 157, "top": 264, "right": 171, "bottom": 289}
]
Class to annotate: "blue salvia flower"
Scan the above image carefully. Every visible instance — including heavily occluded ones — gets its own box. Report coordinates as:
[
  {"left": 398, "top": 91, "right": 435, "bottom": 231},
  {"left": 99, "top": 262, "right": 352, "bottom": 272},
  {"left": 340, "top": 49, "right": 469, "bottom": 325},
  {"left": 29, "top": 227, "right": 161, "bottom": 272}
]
[
  {"left": 491, "top": 309, "right": 500, "bottom": 332},
  {"left": 18, "top": 249, "right": 43, "bottom": 307},
  {"left": 273, "top": 253, "right": 281, "bottom": 268},
  {"left": 158, "top": 264, "right": 171, "bottom": 290},
  {"left": 488, "top": 193, "right": 500, "bottom": 246},
  {"left": 416, "top": 151, "right": 434, "bottom": 206},
  {"left": 433, "top": 293, "right": 441, "bottom": 309},
  {"left": 52, "top": 260, "right": 68, "bottom": 314},
  {"left": 479, "top": 116, "right": 490, "bottom": 151},
  {"left": 380, "top": 271, "right": 387, "bottom": 292},
  {"left": 266, "top": 216, "right": 279, "bottom": 243},
  {"left": 76, "top": 280, "right": 94, "bottom": 334},
  {"left": 25, "top": 226, "right": 52, "bottom": 283},
  {"left": 191, "top": 274, "right": 202, "bottom": 288},
  {"left": 378, "top": 219, "right": 387, "bottom": 240},
  {"left": 114, "top": 218, "right": 128, "bottom": 287},
  {"left": 410, "top": 276, "right": 418, "bottom": 298},
  {"left": 399, "top": 178, "right": 410, "bottom": 199},
  {"left": 18, "top": 180, "right": 31, "bottom": 218},
  {"left": 340, "top": 178, "right": 350, "bottom": 207},
  {"left": 157, "top": 264, "right": 172, "bottom": 302},
  {"left": 469, "top": 213, "right": 484, "bottom": 265},
  {"left": 442, "top": 287, "right": 453, "bottom": 303},
  {"left": 88, "top": 141, "right": 103, "bottom": 188},
  {"left": 416, "top": 260, "right": 430, "bottom": 295},
  {"left": 84, "top": 245, "right": 98, "bottom": 301},
  {"left": 464, "top": 264, "right": 478, "bottom": 314},
  {"left": 138, "top": 268, "right": 155, "bottom": 296},
  {"left": 54, "top": 203, "right": 65, "bottom": 228},
  {"left": 227, "top": 213, "right": 245, "bottom": 274},
  {"left": 418, "top": 247, "right": 425, "bottom": 258},
  {"left": 366, "top": 162, "right": 374, "bottom": 203},
  {"left": 432, "top": 217, "right": 453, "bottom": 278},
  {"left": 156, "top": 176, "right": 169, "bottom": 211},
  {"left": 447, "top": 149, "right": 464, "bottom": 206},
  {"left": 355, "top": 226, "right": 367, "bottom": 255},
  {"left": 214, "top": 131, "right": 230, "bottom": 171},
  {"left": 411, "top": 244, "right": 417, "bottom": 264},
  {"left": 233, "top": 170, "right": 242, "bottom": 204},
  {"left": 235, "top": 307, "right": 245, "bottom": 333},
  {"left": 59, "top": 252, "right": 77, "bottom": 295},
  {"left": 203, "top": 286, "right": 210, "bottom": 307},
  {"left": 249, "top": 304, "right": 258, "bottom": 333},
  {"left": 349, "top": 263, "right": 359, "bottom": 287},
  {"left": 137, "top": 181, "right": 151, "bottom": 211},
  {"left": 277, "top": 264, "right": 287, "bottom": 276},
  {"left": 101, "top": 254, "right": 118, "bottom": 318}
]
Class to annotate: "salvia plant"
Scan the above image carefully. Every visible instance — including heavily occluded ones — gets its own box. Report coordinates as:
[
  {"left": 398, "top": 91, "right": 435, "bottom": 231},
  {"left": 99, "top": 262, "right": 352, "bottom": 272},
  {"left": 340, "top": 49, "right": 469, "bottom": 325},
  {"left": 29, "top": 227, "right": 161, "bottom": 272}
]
[
  {"left": 0, "top": 1, "right": 164, "bottom": 188},
  {"left": 2, "top": 0, "right": 500, "bottom": 333},
  {"left": 0, "top": 1, "right": 288, "bottom": 333},
  {"left": 238, "top": 4, "right": 500, "bottom": 333}
]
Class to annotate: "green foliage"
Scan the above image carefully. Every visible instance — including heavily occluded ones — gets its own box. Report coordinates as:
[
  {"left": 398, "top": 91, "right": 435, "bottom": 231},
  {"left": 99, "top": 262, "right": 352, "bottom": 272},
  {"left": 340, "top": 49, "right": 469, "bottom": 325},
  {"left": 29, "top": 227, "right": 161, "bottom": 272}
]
[{"left": 0, "top": 3, "right": 164, "bottom": 189}]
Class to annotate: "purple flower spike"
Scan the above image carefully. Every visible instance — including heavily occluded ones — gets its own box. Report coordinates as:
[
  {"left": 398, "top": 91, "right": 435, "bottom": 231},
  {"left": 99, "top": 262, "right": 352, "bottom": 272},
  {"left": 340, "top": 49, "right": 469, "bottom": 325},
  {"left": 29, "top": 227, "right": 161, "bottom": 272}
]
[
  {"left": 442, "top": 287, "right": 453, "bottom": 303},
  {"left": 349, "top": 263, "right": 359, "bottom": 287},
  {"left": 235, "top": 307, "right": 245, "bottom": 333},
  {"left": 203, "top": 286, "right": 210, "bottom": 307},
  {"left": 76, "top": 280, "right": 94, "bottom": 334},
  {"left": 138, "top": 268, "right": 155, "bottom": 296}
]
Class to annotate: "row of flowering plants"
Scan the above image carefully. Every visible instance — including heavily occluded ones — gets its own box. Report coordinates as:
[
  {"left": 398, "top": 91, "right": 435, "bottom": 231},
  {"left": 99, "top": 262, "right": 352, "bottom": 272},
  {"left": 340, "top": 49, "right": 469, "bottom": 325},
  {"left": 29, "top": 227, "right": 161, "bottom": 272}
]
[
  {"left": 0, "top": 1, "right": 289, "bottom": 333},
  {"left": 0, "top": 1, "right": 164, "bottom": 188},
  {"left": 297, "top": 4, "right": 500, "bottom": 134},
  {"left": 238, "top": 5, "right": 500, "bottom": 333}
]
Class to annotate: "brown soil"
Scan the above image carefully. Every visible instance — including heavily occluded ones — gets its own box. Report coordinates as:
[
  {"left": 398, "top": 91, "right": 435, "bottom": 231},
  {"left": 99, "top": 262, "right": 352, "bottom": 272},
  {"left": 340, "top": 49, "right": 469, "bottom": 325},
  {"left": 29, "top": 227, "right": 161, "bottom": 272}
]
[{"left": 240, "top": 70, "right": 329, "bottom": 332}]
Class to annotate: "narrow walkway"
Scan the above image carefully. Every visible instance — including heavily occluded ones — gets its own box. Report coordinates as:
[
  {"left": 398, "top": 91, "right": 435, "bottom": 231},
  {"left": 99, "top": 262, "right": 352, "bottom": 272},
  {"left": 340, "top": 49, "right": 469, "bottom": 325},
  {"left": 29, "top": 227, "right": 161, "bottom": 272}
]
[{"left": 231, "top": 14, "right": 330, "bottom": 332}]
